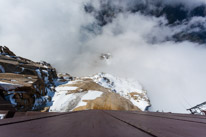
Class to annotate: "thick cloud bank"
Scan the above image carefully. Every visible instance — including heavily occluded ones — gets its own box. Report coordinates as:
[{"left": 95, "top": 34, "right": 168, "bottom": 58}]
[{"left": 0, "top": 0, "right": 206, "bottom": 113}]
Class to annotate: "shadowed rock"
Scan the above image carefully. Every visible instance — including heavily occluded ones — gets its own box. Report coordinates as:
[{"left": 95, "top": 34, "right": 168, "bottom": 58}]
[{"left": 0, "top": 46, "right": 57, "bottom": 111}]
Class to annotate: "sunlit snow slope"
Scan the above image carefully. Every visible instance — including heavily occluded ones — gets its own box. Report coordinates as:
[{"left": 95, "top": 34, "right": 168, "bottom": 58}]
[{"left": 50, "top": 73, "right": 150, "bottom": 112}]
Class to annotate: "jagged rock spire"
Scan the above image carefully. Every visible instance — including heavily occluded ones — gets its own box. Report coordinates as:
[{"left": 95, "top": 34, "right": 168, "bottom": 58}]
[{"left": 0, "top": 46, "right": 16, "bottom": 56}]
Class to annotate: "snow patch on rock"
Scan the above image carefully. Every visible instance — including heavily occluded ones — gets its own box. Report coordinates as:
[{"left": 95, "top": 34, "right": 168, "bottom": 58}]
[
  {"left": 0, "top": 81, "right": 22, "bottom": 90},
  {"left": 0, "top": 114, "right": 6, "bottom": 119},
  {"left": 55, "top": 86, "right": 78, "bottom": 91},
  {"left": 50, "top": 79, "right": 103, "bottom": 112},
  {"left": 75, "top": 90, "right": 103, "bottom": 108},
  {"left": 91, "top": 73, "right": 150, "bottom": 111},
  {"left": 0, "top": 65, "right": 5, "bottom": 73}
]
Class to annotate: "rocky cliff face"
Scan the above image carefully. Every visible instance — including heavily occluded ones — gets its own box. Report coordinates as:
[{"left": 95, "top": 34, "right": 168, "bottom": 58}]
[{"left": 0, "top": 46, "right": 57, "bottom": 111}]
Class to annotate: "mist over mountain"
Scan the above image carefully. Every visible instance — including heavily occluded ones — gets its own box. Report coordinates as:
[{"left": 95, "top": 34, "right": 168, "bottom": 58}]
[
  {"left": 0, "top": 0, "right": 206, "bottom": 113},
  {"left": 84, "top": 0, "right": 206, "bottom": 43}
]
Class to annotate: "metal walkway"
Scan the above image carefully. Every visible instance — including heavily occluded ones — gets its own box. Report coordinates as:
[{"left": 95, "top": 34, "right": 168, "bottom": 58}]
[{"left": 0, "top": 110, "right": 206, "bottom": 137}]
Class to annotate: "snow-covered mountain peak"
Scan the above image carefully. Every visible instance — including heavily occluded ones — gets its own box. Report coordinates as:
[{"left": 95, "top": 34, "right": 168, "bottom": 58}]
[
  {"left": 92, "top": 72, "right": 144, "bottom": 93},
  {"left": 91, "top": 73, "right": 150, "bottom": 110},
  {"left": 50, "top": 72, "right": 150, "bottom": 112}
]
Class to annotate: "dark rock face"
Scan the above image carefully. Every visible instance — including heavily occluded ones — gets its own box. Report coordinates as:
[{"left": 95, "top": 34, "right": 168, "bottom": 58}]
[
  {"left": 0, "top": 95, "right": 15, "bottom": 111},
  {"left": 0, "top": 46, "right": 57, "bottom": 111},
  {"left": 57, "top": 73, "right": 73, "bottom": 83},
  {"left": 0, "top": 46, "right": 16, "bottom": 56}
]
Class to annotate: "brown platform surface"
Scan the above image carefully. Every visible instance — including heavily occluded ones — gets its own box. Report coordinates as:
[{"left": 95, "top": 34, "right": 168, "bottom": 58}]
[
  {"left": 0, "top": 96, "right": 15, "bottom": 111},
  {"left": 0, "top": 110, "right": 206, "bottom": 137}
]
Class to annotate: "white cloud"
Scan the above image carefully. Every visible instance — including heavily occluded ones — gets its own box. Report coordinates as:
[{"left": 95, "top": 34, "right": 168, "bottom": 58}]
[
  {"left": 0, "top": 0, "right": 94, "bottom": 63},
  {"left": 72, "top": 13, "right": 206, "bottom": 113}
]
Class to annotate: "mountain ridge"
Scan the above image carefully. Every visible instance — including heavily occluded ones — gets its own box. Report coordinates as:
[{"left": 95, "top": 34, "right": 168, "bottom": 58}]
[{"left": 0, "top": 46, "right": 150, "bottom": 112}]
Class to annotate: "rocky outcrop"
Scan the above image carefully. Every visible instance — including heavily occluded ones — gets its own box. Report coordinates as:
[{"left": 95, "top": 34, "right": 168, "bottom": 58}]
[
  {"left": 57, "top": 73, "right": 74, "bottom": 83},
  {"left": 50, "top": 73, "right": 150, "bottom": 112},
  {"left": 0, "top": 46, "right": 57, "bottom": 85},
  {"left": 0, "top": 46, "right": 16, "bottom": 56},
  {"left": 0, "top": 95, "right": 15, "bottom": 111},
  {"left": 73, "top": 90, "right": 140, "bottom": 111},
  {"left": 0, "top": 46, "right": 57, "bottom": 111},
  {"left": 92, "top": 73, "right": 151, "bottom": 111}
]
